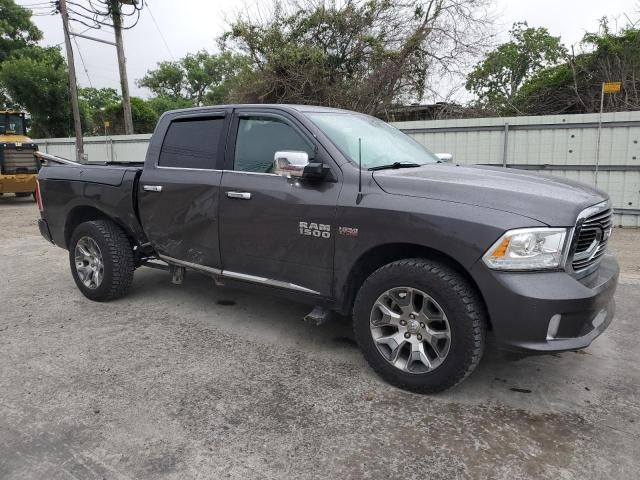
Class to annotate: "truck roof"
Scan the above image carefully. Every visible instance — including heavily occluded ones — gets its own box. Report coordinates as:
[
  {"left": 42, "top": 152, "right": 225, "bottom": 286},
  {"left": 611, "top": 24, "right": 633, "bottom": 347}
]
[{"left": 162, "top": 104, "right": 356, "bottom": 117}]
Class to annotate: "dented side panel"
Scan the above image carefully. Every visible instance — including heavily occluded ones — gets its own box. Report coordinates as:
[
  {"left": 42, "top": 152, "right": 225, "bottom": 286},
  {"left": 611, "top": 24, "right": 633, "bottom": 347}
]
[{"left": 137, "top": 168, "right": 223, "bottom": 269}]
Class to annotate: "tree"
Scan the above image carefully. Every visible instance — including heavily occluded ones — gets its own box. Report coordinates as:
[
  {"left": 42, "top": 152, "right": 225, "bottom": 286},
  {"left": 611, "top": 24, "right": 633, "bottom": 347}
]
[
  {"left": 77, "top": 87, "right": 121, "bottom": 135},
  {"left": 0, "top": 0, "right": 43, "bottom": 109},
  {"left": 466, "top": 22, "right": 566, "bottom": 113},
  {"left": 221, "top": 0, "right": 494, "bottom": 115},
  {"left": 79, "top": 87, "right": 120, "bottom": 111},
  {"left": 513, "top": 21, "right": 640, "bottom": 114},
  {"left": 0, "top": 46, "right": 71, "bottom": 137},
  {"left": 103, "top": 97, "right": 158, "bottom": 134},
  {"left": 146, "top": 95, "right": 193, "bottom": 117},
  {"left": 138, "top": 51, "right": 247, "bottom": 107},
  {"left": 0, "top": 0, "right": 42, "bottom": 63},
  {"left": 138, "top": 61, "right": 184, "bottom": 99}
]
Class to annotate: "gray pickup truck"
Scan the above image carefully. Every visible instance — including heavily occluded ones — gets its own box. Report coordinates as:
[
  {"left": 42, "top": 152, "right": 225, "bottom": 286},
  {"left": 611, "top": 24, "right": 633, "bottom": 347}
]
[{"left": 36, "top": 104, "right": 619, "bottom": 393}]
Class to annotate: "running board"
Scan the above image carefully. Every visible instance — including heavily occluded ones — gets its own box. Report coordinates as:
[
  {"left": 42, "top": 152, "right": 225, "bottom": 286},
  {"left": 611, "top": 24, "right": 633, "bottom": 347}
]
[{"left": 156, "top": 254, "right": 320, "bottom": 295}]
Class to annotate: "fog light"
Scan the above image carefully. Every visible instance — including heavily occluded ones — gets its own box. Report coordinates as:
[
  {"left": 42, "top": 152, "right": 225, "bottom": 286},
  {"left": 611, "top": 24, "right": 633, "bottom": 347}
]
[{"left": 547, "top": 314, "right": 561, "bottom": 340}]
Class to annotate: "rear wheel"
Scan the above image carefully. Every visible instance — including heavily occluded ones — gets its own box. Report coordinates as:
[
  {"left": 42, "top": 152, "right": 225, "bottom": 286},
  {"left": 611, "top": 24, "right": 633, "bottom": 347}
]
[
  {"left": 69, "top": 220, "right": 134, "bottom": 301},
  {"left": 353, "top": 258, "right": 486, "bottom": 393}
]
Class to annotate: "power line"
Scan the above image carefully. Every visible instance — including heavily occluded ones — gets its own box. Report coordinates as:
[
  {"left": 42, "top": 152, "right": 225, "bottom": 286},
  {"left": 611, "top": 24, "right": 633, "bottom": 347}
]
[
  {"left": 146, "top": 2, "right": 175, "bottom": 61},
  {"left": 72, "top": 36, "right": 94, "bottom": 88}
]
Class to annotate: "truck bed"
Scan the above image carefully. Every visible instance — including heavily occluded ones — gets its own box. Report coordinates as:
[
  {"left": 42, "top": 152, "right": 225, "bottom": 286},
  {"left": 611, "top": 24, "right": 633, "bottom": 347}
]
[{"left": 38, "top": 162, "right": 147, "bottom": 249}]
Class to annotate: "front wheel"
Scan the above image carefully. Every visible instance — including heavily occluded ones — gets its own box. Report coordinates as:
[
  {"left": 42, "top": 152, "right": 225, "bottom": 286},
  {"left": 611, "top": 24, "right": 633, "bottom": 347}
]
[
  {"left": 69, "top": 220, "right": 135, "bottom": 301},
  {"left": 353, "top": 258, "right": 486, "bottom": 393}
]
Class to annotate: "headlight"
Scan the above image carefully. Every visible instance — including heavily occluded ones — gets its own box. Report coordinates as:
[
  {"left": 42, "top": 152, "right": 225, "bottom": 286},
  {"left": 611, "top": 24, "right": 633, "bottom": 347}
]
[{"left": 482, "top": 228, "right": 569, "bottom": 270}]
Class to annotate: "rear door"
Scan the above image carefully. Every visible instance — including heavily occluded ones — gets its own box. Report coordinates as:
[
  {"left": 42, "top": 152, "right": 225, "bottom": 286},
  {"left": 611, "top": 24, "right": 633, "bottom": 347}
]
[
  {"left": 138, "top": 110, "right": 229, "bottom": 270},
  {"left": 218, "top": 109, "right": 342, "bottom": 297}
]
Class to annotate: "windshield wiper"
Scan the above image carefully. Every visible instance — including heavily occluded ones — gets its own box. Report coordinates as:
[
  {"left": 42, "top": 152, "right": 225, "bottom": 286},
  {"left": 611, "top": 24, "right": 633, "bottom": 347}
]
[{"left": 368, "top": 162, "right": 422, "bottom": 171}]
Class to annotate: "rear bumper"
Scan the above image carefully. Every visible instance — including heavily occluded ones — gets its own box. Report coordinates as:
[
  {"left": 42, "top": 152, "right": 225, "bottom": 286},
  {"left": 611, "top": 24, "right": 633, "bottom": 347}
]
[
  {"left": 471, "top": 254, "right": 619, "bottom": 354},
  {"left": 0, "top": 174, "right": 37, "bottom": 193},
  {"left": 38, "top": 218, "right": 54, "bottom": 244}
]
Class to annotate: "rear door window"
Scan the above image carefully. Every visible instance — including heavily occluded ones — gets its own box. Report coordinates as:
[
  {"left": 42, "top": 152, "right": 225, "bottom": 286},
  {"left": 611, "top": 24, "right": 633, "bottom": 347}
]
[{"left": 159, "top": 117, "right": 224, "bottom": 169}]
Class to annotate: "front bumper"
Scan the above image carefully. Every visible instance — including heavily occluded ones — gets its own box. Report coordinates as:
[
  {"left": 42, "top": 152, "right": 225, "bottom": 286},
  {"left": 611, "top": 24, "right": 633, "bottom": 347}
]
[
  {"left": 471, "top": 254, "right": 619, "bottom": 353},
  {"left": 0, "top": 174, "right": 37, "bottom": 194}
]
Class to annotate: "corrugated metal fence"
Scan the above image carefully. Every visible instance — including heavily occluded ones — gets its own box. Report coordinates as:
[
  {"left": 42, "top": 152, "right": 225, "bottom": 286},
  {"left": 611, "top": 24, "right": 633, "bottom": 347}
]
[
  {"left": 33, "top": 110, "right": 640, "bottom": 226},
  {"left": 35, "top": 133, "right": 151, "bottom": 165},
  {"left": 395, "top": 111, "right": 640, "bottom": 227}
]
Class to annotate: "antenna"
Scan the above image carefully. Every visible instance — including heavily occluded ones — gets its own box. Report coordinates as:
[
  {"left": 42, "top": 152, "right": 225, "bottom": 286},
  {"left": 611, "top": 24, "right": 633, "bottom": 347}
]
[{"left": 357, "top": 137, "right": 363, "bottom": 204}]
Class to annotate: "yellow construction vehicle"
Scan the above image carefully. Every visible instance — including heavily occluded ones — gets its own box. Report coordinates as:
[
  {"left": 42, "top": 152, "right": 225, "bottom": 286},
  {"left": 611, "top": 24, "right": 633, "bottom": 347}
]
[{"left": 0, "top": 111, "right": 39, "bottom": 198}]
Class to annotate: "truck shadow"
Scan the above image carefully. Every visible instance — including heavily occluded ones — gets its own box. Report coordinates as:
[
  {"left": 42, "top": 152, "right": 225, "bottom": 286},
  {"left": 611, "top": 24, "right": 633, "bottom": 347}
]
[{"left": 124, "top": 266, "right": 617, "bottom": 410}]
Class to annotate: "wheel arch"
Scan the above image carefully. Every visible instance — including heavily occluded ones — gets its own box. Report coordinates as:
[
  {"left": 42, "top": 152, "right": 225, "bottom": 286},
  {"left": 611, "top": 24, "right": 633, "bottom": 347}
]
[
  {"left": 339, "top": 243, "right": 490, "bottom": 327},
  {"left": 64, "top": 205, "right": 133, "bottom": 249}
]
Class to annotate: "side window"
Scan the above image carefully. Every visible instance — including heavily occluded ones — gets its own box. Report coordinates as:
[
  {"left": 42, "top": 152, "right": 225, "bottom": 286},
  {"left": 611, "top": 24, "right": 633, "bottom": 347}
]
[
  {"left": 158, "top": 117, "right": 224, "bottom": 169},
  {"left": 234, "top": 117, "right": 313, "bottom": 173}
]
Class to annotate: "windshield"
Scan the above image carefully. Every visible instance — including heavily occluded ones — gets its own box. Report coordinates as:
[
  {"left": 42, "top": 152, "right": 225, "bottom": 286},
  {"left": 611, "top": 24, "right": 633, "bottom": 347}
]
[
  {"left": 0, "top": 113, "right": 26, "bottom": 136},
  {"left": 306, "top": 112, "right": 438, "bottom": 169}
]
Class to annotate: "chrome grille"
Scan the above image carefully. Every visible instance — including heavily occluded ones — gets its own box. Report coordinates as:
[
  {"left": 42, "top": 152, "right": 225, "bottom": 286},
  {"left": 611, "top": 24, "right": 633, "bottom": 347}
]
[
  {"left": 571, "top": 205, "right": 612, "bottom": 273},
  {"left": 1, "top": 148, "right": 39, "bottom": 174}
]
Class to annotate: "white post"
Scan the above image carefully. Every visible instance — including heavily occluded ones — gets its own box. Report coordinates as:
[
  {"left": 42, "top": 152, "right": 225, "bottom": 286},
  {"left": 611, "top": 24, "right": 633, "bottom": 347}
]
[{"left": 595, "top": 82, "right": 605, "bottom": 187}]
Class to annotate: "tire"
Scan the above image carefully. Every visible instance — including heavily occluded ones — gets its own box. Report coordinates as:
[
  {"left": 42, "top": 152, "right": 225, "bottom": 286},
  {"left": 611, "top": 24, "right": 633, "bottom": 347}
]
[
  {"left": 353, "top": 258, "right": 486, "bottom": 393},
  {"left": 69, "top": 220, "right": 135, "bottom": 302}
]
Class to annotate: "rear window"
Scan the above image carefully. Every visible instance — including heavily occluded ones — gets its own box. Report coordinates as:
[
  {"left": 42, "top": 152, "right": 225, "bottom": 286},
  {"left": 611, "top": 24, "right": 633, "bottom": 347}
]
[{"left": 158, "top": 117, "right": 224, "bottom": 169}]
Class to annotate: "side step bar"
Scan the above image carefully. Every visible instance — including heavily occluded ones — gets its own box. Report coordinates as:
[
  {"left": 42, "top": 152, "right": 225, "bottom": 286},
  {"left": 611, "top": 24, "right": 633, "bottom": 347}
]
[{"left": 156, "top": 253, "right": 321, "bottom": 296}]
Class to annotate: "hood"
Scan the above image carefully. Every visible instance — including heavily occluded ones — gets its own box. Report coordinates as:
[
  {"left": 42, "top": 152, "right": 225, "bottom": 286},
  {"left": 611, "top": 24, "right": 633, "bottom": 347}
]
[{"left": 373, "top": 164, "right": 608, "bottom": 226}]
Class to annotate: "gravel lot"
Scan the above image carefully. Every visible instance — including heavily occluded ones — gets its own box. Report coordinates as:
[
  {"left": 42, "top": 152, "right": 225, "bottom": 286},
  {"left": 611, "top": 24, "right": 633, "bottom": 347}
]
[{"left": 1, "top": 196, "right": 639, "bottom": 479}]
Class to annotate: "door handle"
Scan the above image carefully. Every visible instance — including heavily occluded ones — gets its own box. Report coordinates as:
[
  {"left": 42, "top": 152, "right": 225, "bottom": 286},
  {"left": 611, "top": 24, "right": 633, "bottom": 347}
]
[
  {"left": 226, "top": 191, "right": 252, "bottom": 200},
  {"left": 143, "top": 185, "right": 163, "bottom": 192}
]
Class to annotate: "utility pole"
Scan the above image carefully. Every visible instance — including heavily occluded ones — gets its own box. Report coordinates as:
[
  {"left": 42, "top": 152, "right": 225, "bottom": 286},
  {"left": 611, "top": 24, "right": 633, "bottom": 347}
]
[
  {"left": 111, "top": 0, "right": 134, "bottom": 135},
  {"left": 58, "top": 0, "right": 85, "bottom": 162}
]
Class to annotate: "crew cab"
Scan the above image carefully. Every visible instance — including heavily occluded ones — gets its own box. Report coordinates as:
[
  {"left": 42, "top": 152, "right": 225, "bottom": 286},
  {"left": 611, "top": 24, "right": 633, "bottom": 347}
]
[{"left": 36, "top": 105, "right": 619, "bottom": 393}]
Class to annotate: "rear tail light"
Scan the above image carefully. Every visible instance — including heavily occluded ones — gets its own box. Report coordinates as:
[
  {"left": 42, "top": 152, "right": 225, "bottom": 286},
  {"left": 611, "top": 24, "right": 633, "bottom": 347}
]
[{"left": 35, "top": 179, "right": 43, "bottom": 212}]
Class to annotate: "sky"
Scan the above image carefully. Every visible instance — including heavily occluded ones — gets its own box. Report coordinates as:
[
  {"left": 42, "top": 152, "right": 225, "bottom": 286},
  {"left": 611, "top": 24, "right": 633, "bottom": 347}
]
[{"left": 17, "top": 0, "right": 638, "bottom": 99}]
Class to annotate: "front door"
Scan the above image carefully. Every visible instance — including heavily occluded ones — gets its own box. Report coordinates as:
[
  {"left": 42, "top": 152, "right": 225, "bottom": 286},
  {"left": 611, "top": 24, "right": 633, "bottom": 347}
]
[
  {"left": 218, "top": 110, "right": 341, "bottom": 297},
  {"left": 138, "top": 111, "right": 229, "bottom": 270}
]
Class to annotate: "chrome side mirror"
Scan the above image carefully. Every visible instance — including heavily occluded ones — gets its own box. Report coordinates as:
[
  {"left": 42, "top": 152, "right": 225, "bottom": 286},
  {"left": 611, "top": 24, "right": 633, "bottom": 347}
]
[
  {"left": 435, "top": 153, "right": 453, "bottom": 162},
  {"left": 273, "top": 150, "right": 309, "bottom": 178}
]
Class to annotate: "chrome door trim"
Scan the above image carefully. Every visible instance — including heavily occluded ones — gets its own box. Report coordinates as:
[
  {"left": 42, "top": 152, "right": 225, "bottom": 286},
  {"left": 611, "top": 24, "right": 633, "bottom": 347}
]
[
  {"left": 143, "top": 185, "right": 163, "bottom": 192},
  {"left": 157, "top": 255, "right": 320, "bottom": 295},
  {"left": 156, "top": 165, "right": 223, "bottom": 172},
  {"left": 225, "top": 191, "right": 252, "bottom": 200},
  {"left": 223, "top": 270, "right": 320, "bottom": 294},
  {"left": 223, "top": 170, "right": 281, "bottom": 177}
]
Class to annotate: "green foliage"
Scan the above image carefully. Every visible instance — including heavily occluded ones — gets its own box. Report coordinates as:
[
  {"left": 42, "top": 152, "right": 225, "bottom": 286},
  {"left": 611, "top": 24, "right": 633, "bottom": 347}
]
[
  {"left": 78, "top": 88, "right": 121, "bottom": 135},
  {"left": 138, "top": 61, "right": 184, "bottom": 98},
  {"left": 103, "top": 97, "right": 158, "bottom": 134},
  {"left": 138, "top": 51, "right": 248, "bottom": 107},
  {"left": 146, "top": 95, "right": 194, "bottom": 117},
  {"left": 0, "top": 46, "right": 71, "bottom": 137},
  {"left": 513, "top": 23, "right": 640, "bottom": 114},
  {"left": 221, "top": 0, "right": 493, "bottom": 113},
  {"left": 466, "top": 22, "right": 566, "bottom": 113},
  {"left": 79, "top": 87, "right": 120, "bottom": 111},
  {"left": 221, "top": 1, "right": 398, "bottom": 110},
  {"left": 0, "top": 0, "right": 42, "bottom": 63}
]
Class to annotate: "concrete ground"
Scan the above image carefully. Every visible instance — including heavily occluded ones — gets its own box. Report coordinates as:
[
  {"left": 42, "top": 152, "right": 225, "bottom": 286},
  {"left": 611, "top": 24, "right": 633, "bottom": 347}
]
[{"left": 1, "top": 196, "right": 639, "bottom": 480}]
